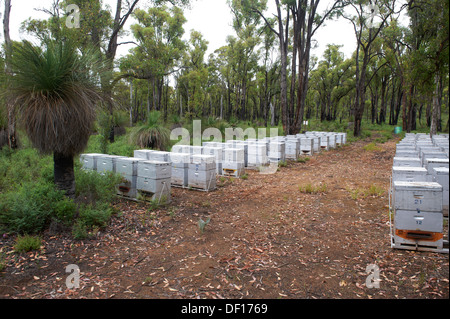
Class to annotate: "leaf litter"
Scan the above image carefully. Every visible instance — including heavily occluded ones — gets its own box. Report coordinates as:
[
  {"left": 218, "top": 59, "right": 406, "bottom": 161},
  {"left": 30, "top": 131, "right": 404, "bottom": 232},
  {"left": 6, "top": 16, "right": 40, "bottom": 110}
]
[{"left": 0, "top": 136, "right": 448, "bottom": 299}]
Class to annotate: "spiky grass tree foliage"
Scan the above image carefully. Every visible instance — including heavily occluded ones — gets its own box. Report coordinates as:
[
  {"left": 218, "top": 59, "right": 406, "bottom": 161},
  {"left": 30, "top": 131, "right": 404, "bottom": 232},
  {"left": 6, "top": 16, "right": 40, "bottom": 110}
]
[
  {"left": 8, "top": 40, "right": 104, "bottom": 198},
  {"left": 129, "top": 110, "right": 170, "bottom": 151}
]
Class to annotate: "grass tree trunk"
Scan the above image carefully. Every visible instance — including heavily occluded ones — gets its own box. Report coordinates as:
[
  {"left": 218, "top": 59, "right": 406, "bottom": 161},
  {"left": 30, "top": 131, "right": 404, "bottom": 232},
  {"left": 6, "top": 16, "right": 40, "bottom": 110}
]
[{"left": 54, "top": 152, "right": 76, "bottom": 199}]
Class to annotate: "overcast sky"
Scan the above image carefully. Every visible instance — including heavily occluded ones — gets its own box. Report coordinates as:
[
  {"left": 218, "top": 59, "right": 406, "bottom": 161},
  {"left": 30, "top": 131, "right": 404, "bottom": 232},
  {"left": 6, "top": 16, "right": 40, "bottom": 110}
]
[{"left": 2, "top": 0, "right": 366, "bottom": 62}]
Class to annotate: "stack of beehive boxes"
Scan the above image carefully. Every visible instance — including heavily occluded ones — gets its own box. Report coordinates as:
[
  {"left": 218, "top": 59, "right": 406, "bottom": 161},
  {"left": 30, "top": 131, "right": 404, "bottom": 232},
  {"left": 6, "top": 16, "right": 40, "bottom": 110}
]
[
  {"left": 169, "top": 152, "right": 191, "bottom": 188},
  {"left": 299, "top": 137, "right": 314, "bottom": 156},
  {"left": 222, "top": 147, "right": 245, "bottom": 177},
  {"left": 188, "top": 154, "right": 217, "bottom": 190},
  {"left": 268, "top": 137, "right": 286, "bottom": 163},
  {"left": 391, "top": 133, "right": 449, "bottom": 253},
  {"left": 285, "top": 135, "right": 300, "bottom": 160},
  {"left": 247, "top": 141, "right": 268, "bottom": 168}
]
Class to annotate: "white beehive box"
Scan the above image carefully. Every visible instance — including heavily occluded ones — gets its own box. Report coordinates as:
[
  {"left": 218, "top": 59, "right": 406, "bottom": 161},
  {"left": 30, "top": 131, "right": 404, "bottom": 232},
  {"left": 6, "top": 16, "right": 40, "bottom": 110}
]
[
  {"left": 188, "top": 169, "right": 216, "bottom": 191},
  {"left": 203, "top": 146, "right": 223, "bottom": 160},
  {"left": 80, "top": 153, "right": 104, "bottom": 171},
  {"left": 310, "top": 137, "right": 320, "bottom": 152},
  {"left": 148, "top": 151, "right": 170, "bottom": 162},
  {"left": 393, "top": 181, "right": 443, "bottom": 212},
  {"left": 395, "top": 150, "right": 419, "bottom": 158},
  {"left": 171, "top": 167, "right": 188, "bottom": 187},
  {"left": 115, "top": 157, "right": 145, "bottom": 177},
  {"left": 424, "top": 158, "right": 449, "bottom": 175},
  {"left": 335, "top": 134, "right": 343, "bottom": 146},
  {"left": 421, "top": 151, "right": 448, "bottom": 166},
  {"left": 169, "top": 152, "right": 191, "bottom": 168},
  {"left": 96, "top": 155, "right": 125, "bottom": 174},
  {"left": 433, "top": 167, "right": 449, "bottom": 215},
  {"left": 189, "top": 162, "right": 216, "bottom": 172},
  {"left": 268, "top": 142, "right": 285, "bottom": 160},
  {"left": 395, "top": 210, "right": 443, "bottom": 233},
  {"left": 392, "top": 166, "right": 429, "bottom": 182},
  {"left": 224, "top": 148, "right": 245, "bottom": 163},
  {"left": 191, "top": 146, "right": 203, "bottom": 155},
  {"left": 133, "top": 149, "right": 155, "bottom": 160},
  {"left": 327, "top": 134, "right": 336, "bottom": 148},
  {"left": 222, "top": 161, "right": 245, "bottom": 177},
  {"left": 319, "top": 136, "right": 329, "bottom": 151},
  {"left": 116, "top": 175, "right": 137, "bottom": 198},
  {"left": 202, "top": 147, "right": 223, "bottom": 174},
  {"left": 192, "top": 154, "right": 215, "bottom": 164},
  {"left": 285, "top": 138, "right": 299, "bottom": 159},
  {"left": 136, "top": 176, "right": 171, "bottom": 194},
  {"left": 393, "top": 157, "right": 422, "bottom": 167},
  {"left": 235, "top": 143, "right": 248, "bottom": 166},
  {"left": 248, "top": 143, "right": 267, "bottom": 155},
  {"left": 137, "top": 160, "right": 171, "bottom": 179},
  {"left": 171, "top": 145, "right": 192, "bottom": 154},
  {"left": 247, "top": 153, "right": 268, "bottom": 166},
  {"left": 300, "top": 138, "right": 313, "bottom": 155}
]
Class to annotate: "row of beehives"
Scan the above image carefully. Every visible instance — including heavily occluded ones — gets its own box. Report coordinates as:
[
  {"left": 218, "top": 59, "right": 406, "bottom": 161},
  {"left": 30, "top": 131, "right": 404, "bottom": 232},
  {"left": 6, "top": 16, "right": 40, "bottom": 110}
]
[
  {"left": 390, "top": 133, "right": 449, "bottom": 253},
  {"left": 79, "top": 131, "right": 347, "bottom": 201}
]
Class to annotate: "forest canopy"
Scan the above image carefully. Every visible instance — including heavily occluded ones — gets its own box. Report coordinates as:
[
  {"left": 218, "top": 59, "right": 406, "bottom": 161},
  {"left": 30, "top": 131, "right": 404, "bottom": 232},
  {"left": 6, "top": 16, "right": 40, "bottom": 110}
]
[{"left": 1, "top": 0, "right": 449, "bottom": 150}]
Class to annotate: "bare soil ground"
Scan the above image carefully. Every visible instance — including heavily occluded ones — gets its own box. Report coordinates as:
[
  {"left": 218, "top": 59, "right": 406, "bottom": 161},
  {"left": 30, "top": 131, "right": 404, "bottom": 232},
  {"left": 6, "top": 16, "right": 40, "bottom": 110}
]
[{"left": 0, "top": 136, "right": 448, "bottom": 300}]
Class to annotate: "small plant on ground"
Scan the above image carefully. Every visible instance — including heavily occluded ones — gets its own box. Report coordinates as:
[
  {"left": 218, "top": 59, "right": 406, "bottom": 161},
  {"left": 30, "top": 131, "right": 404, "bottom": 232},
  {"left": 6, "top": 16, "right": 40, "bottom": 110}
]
[
  {"left": 363, "top": 142, "right": 382, "bottom": 152},
  {"left": 299, "top": 183, "right": 327, "bottom": 194},
  {"left": 14, "top": 235, "right": 42, "bottom": 253},
  {"left": 198, "top": 217, "right": 211, "bottom": 234},
  {"left": 297, "top": 157, "right": 310, "bottom": 163}
]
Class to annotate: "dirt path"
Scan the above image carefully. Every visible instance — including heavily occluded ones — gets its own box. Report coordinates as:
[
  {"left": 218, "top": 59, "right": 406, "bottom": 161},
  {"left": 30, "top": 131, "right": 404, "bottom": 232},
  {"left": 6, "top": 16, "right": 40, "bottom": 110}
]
[{"left": 1, "top": 137, "right": 448, "bottom": 299}]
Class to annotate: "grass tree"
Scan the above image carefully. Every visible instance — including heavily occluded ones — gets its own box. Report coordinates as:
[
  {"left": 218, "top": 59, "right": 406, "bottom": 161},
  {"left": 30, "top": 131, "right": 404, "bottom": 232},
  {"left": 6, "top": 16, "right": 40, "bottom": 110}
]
[
  {"left": 8, "top": 39, "right": 104, "bottom": 198},
  {"left": 129, "top": 110, "right": 170, "bottom": 151}
]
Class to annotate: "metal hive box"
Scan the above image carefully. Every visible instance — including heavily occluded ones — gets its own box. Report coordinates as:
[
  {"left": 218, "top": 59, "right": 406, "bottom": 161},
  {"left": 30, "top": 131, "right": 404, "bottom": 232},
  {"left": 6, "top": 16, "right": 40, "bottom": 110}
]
[
  {"left": 171, "top": 166, "right": 188, "bottom": 187},
  {"left": 425, "top": 158, "right": 449, "bottom": 175},
  {"left": 224, "top": 148, "right": 245, "bottom": 163},
  {"left": 319, "top": 136, "right": 329, "bottom": 150},
  {"left": 148, "top": 151, "right": 170, "bottom": 162},
  {"left": 393, "top": 157, "right": 422, "bottom": 167},
  {"left": 136, "top": 176, "right": 171, "bottom": 194},
  {"left": 137, "top": 160, "right": 171, "bottom": 179},
  {"left": 115, "top": 157, "right": 145, "bottom": 177},
  {"left": 188, "top": 169, "right": 216, "bottom": 190},
  {"left": 433, "top": 167, "right": 449, "bottom": 214},
  {"left": 80, "top": 153, "right": 104, "bottom": 171},
  {"left": 393, "top": 181, "right": 443, "bottom": 212},
  {"left": 169, "top": 152, "right": 191, "bottom": 168},
  {"left": 133, "top": 149, "right": 155, "bottom": 160},
  {"left": 392, "top": 166, "right": 429, "bottom": 182},
  {"left": 395, "top": 210, "right": 443, "bottom": 233},
  {"left": 96, "top": 155, "right": 125, "bottom": 174}
]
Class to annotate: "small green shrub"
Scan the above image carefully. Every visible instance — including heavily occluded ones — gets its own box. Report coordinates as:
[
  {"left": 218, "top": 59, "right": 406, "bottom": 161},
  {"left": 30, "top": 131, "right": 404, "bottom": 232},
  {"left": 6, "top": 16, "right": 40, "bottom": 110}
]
[
  {"left": 75, "top": 169, "right": 124, "bottom": 204},
  {"left": 78, "top": 203, "right": 113, "bottom": 228},
  {"left": 14, "top": 235, "right": 42, "bottom": 253},
  {"left": 297, "top": 157, "right": 310, "bottom": 163},
  {"left": 0, "top": 181, "right": 66, "bottom": 234},
  {"left": 363, "top": 142, "right": 382, "bottom": 152},
  {"left": 299, "top": 183, "right": 327, "bottom": 194}
]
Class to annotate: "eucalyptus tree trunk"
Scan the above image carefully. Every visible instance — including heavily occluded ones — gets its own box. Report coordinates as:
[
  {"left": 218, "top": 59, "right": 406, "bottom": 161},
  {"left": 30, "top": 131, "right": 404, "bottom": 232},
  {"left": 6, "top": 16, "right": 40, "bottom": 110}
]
[
  {"left": 3, "top": 0, "right": 17, "bottom": 149},
  {"left": 430, "top": 73, "right": 440, "bottom": 136}
]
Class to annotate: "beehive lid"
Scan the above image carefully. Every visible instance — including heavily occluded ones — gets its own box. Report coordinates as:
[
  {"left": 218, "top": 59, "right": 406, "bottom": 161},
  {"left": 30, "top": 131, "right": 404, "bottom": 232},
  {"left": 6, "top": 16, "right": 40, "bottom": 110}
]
[
  {"left": 425, "top": 158, "right": 449, "bottom": 163},
  {"left": 433, "top": 167, "right": 449, "bottom": 175},
  {"left": 393, "top": 181, "right": 443, "bottom": 191},
  {"left": 392, "top": 166, "right": 428, "bottom": 173}
]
